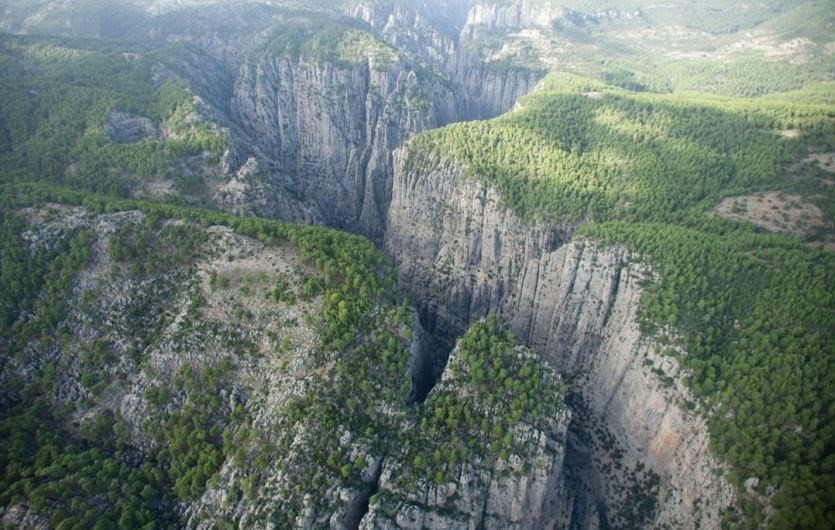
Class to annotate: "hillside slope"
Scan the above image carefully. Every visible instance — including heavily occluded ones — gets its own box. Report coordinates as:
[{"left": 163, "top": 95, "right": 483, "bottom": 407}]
[{"left": 0, "top": 1, "right": 833, "bottom": 529}]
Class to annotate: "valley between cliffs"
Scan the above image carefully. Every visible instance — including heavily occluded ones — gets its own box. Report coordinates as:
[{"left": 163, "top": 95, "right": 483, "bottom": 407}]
[
  {"left": 202, "top": 5, "right": 741, "bottom": 527},
  {"left": 3, "top": 1, "right": 810, "bottom": 528}
]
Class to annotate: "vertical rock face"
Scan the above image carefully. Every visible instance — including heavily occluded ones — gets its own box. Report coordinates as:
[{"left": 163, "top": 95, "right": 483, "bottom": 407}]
[
  {"left": 221, "top": 48, "right": 537, "bottom": 240},
  {"left": 462, "top": 1, "right": 567, "bottom": 38},
  {"left": 384, "top": 150, "right": 736, "bottom": 528},
  {"left": 225, "top": 54, "right": 456, "bottom": 241},
  {"left": 347, "top": 1, "right": 462, "bottom": 67},
  {"left": 89, "top": 1, "right": 544, "bottom": 240},
  {"left": 350, "top": 1, "right": 544, "bottom": 120},
  {"left": 361, "top": 424, "right": 569, "bottom": 530},
  {"left": 461, "top": 1, "right": 639, "bottom": 41},
  {"left": 448, "top": 50, "right": 543, "bottom": 119}
]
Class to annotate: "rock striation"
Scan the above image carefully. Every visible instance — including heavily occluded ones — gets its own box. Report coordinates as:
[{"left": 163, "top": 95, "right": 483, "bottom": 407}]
[
  {"left": 384, "top": 149, "right": 736, "bottom": 528},
  {"left": 352, "top": 1, "right": 544, "bottom": 117},
  {"left": 215, "top": 2, "right": 543, "bottom": 240},
  {"left": 462, "top": 0, "right": 639, "bottom": 41},
  {"left": 225, "top": 52, "right": 457, "bottom": 241}
]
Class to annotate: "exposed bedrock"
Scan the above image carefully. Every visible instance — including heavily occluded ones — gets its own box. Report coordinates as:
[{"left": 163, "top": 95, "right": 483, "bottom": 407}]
[
  {"left": 361, "top": 339, "right": 572, "bottom": 530},
  {"left": 384, "top": 151, "right": 736, "bottom": 528},
  {"left": 213, "top": 2, "right": 542, "bottom": 241},
  {"left": 221, "top": 54, "right": 457, "bottom": 241},
  {"left": 220, "top": 58, "right": 537, "bottom": 240}
]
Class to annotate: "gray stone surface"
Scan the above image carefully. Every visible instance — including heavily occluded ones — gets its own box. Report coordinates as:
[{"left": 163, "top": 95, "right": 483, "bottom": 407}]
[
  {"left": 104, "top": 111, "right": 157, "bottom": 144},
  {"left": 384, "top": 149, "right": 737, "bottom": 529},
  {"left": 361, "top": 343, "right": 571, "bottom": 530}
]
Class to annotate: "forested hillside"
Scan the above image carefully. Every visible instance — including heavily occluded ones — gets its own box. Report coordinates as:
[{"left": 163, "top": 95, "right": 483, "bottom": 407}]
[
  {"left": 0, "top": 183, "right": 406, "bottom": 528},
  {"left": 464, "top": 0, "right": 835, "bottom": 97},
  {"left": 408, "top": 72, "right": 835, "bottom": 230},
  {"left": 402, "top": 72, "right": 835, "bottom": 527},
  {"left": 0, "top": 34, "right": 225, "bottom": 200}
]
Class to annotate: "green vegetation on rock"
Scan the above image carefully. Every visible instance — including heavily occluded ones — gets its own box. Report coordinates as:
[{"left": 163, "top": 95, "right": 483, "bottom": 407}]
[
  {"left": 406, "top": 72, "right": 835, "bottom": 527},
  {"left": 579, "top": 222, "right": 835, "bottom": 528},
  {"left": 397, "top": 316, "right": 565, "bottom": 485},
  {"left": 261, "top": 17, "right": 397, "bottom": 69},
  {"left": 0, "top": 182, "right": 410, "bottom": 528},
  {"left": 406, "top": 72, "right": 835, "bottom": 229}
]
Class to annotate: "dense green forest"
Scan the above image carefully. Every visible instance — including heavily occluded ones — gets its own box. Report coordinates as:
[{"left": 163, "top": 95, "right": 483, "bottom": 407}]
[
  {"left": 406, "top": 73, "right": 835, "bottom": 527},
  {"left": 407, "top": 72, "right": 835, "bottom": 229},
  {"left": 0, "top": 34, "right": 225, "bottom": 198}
]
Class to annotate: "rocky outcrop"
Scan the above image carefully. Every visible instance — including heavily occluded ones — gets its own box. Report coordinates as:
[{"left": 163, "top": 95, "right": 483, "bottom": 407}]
[
  {"left": 463, "top": 1, "right": 567, "bottom": 36},
  {"left": 384, "top": 150, "right": 736, "bottom": 528},
  {"left": 0, "top": 504, "right": 50, "bottom": 530},
  {"left": 0, "top": 205, "right": 418, "bottom": 529},
  {"left": 362, "top": 424, "right": 567, "bottom": 530},
  {"left": 462, "top": 1, "right": 640, "bottom": 41},
  {"left": 214, "top": 4, "right": 543, "bottom": 239},
  {"left": 104, "top": 111, "right": 157, "bottom": 144},
  {"left": 347, "top": 1, "right": 462, "bottom": 67},
  {"left": 361, "top": 334, "right": 570, "bottom": 530},
  {"left": 350, "top": 1, "right": 543, "bottom": 120}
]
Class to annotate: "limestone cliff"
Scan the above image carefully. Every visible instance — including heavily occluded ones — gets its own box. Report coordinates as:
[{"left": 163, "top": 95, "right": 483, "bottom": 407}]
[
  {"left": 215, "top": 2, "right": 542, "bottom": 239},
  {"left": 347, "top": 0, "right": 462, "bottom": 67},
  {"left": 385, "top": 150, "right": 736, "bottom": 528},
  {"left": 223, "top": 52, "right": 457, "bottom": 241},
  {"left": 462, "top": 0, "right": 638, "bottom": 40},
  {"left": 350, "top": 0, "right": 544, "bottom": 119},
  {"left": 0, "top": 1, "right": 544, "bottom": 240}
]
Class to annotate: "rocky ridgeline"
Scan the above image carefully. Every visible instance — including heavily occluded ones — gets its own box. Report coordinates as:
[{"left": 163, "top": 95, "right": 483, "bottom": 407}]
[
  {"left": 214, "top": 2, "right": 541, "bottom": 241},
  {"left": 0, "top": 205, "right": 574, "bottom": 529},
  {"left": 0, "top": 205, "right": 407, "bottom": 528}
]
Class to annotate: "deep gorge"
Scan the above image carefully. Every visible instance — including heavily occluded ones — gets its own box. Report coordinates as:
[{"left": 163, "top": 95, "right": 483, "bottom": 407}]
[
  {"left": 1, "top": 1, "right": 832, "bottom": 528},
  {"left": 198, "top": 4, "right": 738, "bottom": 527}
]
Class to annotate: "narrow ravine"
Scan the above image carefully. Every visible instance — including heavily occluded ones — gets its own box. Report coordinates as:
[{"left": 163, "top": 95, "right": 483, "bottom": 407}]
[{"left": 347, "top": 459, "right": 384, "bottom": 530}]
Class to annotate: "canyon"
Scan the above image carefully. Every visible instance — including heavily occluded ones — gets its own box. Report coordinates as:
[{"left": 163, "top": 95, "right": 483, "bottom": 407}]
[
  {"left": 2, "top": 1, "right": 832, "bottom": 528},
  {"left": 194, "top": 3, "right": 738, "bottom": 527}
]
